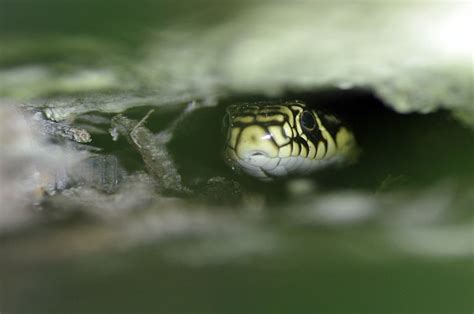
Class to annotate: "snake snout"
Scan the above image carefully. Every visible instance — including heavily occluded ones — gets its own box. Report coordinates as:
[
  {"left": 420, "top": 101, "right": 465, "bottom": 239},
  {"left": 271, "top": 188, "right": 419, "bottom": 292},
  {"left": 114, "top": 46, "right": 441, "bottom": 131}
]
[{"left": 244, "top": 150, "right": 270, "bottom": 167}]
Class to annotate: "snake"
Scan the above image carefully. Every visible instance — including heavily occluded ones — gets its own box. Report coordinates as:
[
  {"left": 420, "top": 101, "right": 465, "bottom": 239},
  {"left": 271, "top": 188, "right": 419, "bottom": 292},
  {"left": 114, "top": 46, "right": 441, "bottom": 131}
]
[{"left": 222, "top": 101, "right": 357, "bottom": 181}]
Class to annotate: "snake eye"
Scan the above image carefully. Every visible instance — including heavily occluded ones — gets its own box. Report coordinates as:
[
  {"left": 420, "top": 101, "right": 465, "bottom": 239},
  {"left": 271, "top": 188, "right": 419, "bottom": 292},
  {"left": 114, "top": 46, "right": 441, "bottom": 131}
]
[{"left": 300, "top": 111, "right": 316, "bottom": 130}]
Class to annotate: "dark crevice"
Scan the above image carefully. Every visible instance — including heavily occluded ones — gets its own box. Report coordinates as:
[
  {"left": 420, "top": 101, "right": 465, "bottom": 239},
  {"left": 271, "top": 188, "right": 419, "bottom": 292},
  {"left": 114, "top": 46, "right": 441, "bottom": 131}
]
[
  {"left": 171, "top": 88, "right": 474, "bottom": 195},
  {"left": 74, "top": 88, "right": 473, "bottom": 198}
]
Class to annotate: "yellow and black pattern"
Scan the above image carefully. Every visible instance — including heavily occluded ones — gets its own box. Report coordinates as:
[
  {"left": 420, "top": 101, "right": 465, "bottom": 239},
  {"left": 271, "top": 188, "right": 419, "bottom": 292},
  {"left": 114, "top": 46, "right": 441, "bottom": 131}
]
[{"left": 223, "top": 101, "right": 357, "bottom": 180}]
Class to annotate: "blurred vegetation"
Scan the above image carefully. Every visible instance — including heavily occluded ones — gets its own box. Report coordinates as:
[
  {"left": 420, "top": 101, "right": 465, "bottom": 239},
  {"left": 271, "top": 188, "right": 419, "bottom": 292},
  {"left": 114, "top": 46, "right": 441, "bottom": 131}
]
[
  {"left": 1, "top": 0, "right": 472, "bottom": 121},
  {"left": 0, "top": 1, "right": 473, "bottom": 313}
]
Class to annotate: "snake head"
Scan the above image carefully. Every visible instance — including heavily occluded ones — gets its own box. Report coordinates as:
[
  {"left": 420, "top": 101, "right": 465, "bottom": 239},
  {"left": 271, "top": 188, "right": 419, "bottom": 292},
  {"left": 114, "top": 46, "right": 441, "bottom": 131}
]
[
  {"left": 222, "top": 102, "right": 357, "bottom": 181},
  {"left": 222, "top": 103, "right": 295, "bottom": 180}
]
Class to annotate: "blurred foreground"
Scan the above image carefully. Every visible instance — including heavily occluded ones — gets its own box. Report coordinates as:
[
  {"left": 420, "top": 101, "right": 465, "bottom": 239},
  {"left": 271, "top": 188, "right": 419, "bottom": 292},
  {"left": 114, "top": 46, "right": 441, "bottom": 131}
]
[{"left": 1, "top": 1, "right": 473, "bottom": 313}]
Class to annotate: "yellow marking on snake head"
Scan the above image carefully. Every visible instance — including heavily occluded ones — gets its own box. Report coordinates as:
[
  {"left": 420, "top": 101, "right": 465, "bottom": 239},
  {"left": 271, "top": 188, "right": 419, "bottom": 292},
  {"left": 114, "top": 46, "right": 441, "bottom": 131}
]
[
  {"left": 307, "top": 140, "right": 317, "bottom": 159},
  {"left": 295, "top": 112, "right": 304, "bottom": 136},
  {"left": 277, "top": 106, "right": 295, "bottom": 127},
  {"left": 336, "top": 127, "right": 357, "bottom": 156},
  {"left": 291, "top": 105, "right": 304, "bottom": 114},
  {"left": 315, "top": 141, "right": 326, "bottom": 159},
  {"left": 291, "top": 142, "right": 301, "bottom": 157},
  {"left": 278, "top": 143, "right": 292, "bottom": 158},
  {"left": 299, "top": 142, "right": 308, "bottom": 157},
  {"left": 283, "top": 121, "right": 293, "bottom": 138},
  {"left": 322, "top": 130, "right": 337, "bottom": 158},
  {"left": 229, "top": 127, "right": 240, "bottom": 149},
  {"left": 235, "top": 125, "right": 279, "bottom": 159},
  {"left": 235, "top": 116, "right": 254, "bottom": 124},
  {"left": 268, "top": 125, "right": 290, "bottom": 146},
  {"left": 256, "top": 114, "right": 285, "bottom": 124}
]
